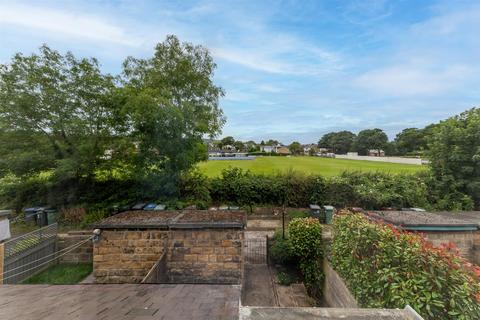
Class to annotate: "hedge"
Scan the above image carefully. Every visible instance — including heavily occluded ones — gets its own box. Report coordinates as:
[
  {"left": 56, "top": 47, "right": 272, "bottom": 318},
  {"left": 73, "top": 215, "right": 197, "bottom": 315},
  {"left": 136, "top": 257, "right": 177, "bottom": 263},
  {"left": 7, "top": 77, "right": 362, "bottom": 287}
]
[
  {"left": 2, "top": 167, "right": 475, "bottom": 212},
  {"left": 331, "top": 212, "right": 480, "bottom": 319},
  {"left": 180, "top": 168, "right": 474, "bottom": 211}
]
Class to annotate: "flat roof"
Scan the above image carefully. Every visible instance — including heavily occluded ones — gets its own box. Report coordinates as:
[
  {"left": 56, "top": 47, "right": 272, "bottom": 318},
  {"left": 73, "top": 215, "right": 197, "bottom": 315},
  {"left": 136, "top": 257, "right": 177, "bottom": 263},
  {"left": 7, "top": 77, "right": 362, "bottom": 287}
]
[
  {"left": 366, "top": 210, "right": 478, "bottom": 231},
  {"left": 0, "top": 284, "right": 240, "bottom": 320},
  {"left": 93, "top": 210, "right": 246, "bottom": 230}
]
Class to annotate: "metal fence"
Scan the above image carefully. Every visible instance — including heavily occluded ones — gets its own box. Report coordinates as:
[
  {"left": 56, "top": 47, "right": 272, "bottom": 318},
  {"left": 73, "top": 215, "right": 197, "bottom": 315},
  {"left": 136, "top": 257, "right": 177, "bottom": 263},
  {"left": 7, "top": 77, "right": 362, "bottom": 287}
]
[
  {"left": 244, "top": 237, "right": 267, "bottom": 264},
  {"left": 3, "top": 223, "right": 58, "bottom": 284}
]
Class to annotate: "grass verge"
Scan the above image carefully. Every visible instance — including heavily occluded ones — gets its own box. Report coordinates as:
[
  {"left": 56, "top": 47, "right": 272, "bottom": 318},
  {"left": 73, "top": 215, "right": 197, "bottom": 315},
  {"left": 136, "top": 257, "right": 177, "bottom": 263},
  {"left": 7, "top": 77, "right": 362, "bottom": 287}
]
[{"left": 22, "top": 263, "right": 92, "bottom": 284}]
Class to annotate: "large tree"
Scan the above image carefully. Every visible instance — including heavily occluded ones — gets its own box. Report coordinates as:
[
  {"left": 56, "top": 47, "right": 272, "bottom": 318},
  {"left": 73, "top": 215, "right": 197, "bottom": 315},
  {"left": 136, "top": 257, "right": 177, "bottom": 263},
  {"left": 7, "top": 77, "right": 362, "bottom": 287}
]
[
  {"left": 119, "top": 35, "right": 225, "bottom": 194},
  {"left": 427, "top": 108, "right": 480, "bottom": 207},
  {"left": 354, "top": 129, "right": 388, "bottom": 155},
  {"left": 0, "top": 45, "right": 117, "bottom": 180},
  {"left": 318, "top": 131, "right": 356, "bottom": 154}
]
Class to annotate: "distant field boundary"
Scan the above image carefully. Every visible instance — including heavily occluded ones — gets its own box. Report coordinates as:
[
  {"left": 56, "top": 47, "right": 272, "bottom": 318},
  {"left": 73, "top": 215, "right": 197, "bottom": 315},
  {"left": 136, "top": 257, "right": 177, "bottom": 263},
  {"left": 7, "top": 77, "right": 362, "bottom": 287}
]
[{"left": 335, "top": 155, "right": 427, "bottom": 165}]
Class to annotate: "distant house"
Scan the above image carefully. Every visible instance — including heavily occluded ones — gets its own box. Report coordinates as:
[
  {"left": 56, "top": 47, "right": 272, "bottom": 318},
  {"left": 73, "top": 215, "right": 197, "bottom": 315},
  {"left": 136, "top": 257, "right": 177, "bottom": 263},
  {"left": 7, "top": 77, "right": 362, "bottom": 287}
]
[
  {"left": 276, "top": 146, "right": 291, "bottom": 155},
  {"left": 260, "top": 145, "right": 276, "bottom": 153},
  {"left": 303, "top": 144, "right": 317, "bottom": 155},
  {"left": 317, "top": 148, "right": 329, "bottom": 156},
  {"left": 368, "top": 149, "right": 385, "bottom": 157}
]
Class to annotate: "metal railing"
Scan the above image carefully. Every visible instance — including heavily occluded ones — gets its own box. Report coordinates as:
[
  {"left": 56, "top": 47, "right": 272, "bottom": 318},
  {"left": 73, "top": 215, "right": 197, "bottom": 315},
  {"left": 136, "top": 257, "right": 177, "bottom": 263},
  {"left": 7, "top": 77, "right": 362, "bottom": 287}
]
[
  {"left": 244, "top": 238, "right": 267, "bottom": 264},
  {"left": 3, "top": 223, "right": 58, "bottom": 284}
]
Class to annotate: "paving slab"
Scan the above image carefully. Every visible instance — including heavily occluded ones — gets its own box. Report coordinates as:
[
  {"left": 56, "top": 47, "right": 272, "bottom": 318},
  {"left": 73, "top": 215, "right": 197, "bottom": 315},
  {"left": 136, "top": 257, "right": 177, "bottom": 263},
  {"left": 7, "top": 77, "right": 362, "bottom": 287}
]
[{"left": 0, "top": 284, "right": 240, "bottom": 320}]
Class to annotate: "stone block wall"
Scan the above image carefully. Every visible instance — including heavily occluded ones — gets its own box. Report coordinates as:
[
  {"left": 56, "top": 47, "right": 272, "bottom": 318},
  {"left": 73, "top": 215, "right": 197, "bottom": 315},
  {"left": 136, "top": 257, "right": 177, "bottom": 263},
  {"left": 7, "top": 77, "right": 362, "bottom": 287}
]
[
  {"left": 474, "top": 232, "right": 480, "bottom": 265},
  {"left": 167, "top": 229, "right": 243, "bottom": 284},
  {"left": 422, "top": 231, "right": 475, "bottom": 263},
  {"left": 93, "top": 229, "right": 243, "bottom": 284},
  {"left": 57, "top": 231, "right": 93, "bottom": 264},
  {"left": 93, "top": 230, "right": 167, "bottom": 283}
]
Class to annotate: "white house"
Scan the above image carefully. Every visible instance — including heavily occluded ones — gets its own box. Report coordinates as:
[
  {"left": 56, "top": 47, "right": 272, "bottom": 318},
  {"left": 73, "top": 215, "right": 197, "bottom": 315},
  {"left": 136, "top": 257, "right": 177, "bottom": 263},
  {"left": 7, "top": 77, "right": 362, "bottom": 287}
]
[{"left": 260, "top": 145, "right": 276, "bottom": 153}]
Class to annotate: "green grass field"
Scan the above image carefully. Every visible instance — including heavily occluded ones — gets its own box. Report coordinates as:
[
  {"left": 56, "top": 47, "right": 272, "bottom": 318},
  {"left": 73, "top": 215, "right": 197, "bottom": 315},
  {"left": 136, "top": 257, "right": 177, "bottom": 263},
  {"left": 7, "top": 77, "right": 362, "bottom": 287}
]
[{"left": 198, "top": 156, "right": 426, "bottom": 177}]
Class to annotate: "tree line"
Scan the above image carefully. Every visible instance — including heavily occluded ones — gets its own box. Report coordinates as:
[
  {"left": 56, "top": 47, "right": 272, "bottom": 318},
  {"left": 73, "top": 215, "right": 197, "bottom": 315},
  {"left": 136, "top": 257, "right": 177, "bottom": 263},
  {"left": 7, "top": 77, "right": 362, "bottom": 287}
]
[{"left": 317, "top": 127, "right": 433, "bottom": 156}]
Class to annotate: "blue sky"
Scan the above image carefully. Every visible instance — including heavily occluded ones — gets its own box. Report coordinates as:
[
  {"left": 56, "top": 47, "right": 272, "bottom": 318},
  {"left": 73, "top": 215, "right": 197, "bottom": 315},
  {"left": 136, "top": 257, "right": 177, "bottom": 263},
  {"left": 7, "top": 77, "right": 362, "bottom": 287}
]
[{"left": 1, "top": 0, "right": 479, "bottom": 143}]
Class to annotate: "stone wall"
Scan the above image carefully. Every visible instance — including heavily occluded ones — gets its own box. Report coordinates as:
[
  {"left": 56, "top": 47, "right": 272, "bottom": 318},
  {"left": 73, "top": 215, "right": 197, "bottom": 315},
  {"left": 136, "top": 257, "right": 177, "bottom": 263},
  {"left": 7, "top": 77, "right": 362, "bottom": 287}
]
[
  {"left": 57, "top": 231, "right": 93, "bottom": 264},
  {"left": 93, "top": 228, "right": 243, "bottom": 284},
  {"left": 422, "top": 231, "right": 476, "bottom": 263},
  {"left": 474, "top": 232, "right": 480, "bottom": 265},
  {"left": 93, "top": 230, "right": 167, "bottom": 283},
  {"left": 167, "top": 229, "right": 243, "bottom": 284},
  {"left": 322, "top": 259, "right": 358, "bottom": 308}
]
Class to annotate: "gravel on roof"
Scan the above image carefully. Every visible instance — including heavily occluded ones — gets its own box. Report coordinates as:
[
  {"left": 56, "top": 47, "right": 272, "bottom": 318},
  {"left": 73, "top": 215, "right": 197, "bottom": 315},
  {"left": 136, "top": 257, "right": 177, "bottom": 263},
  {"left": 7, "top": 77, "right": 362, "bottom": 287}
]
[
  {"left": 93, "top": 210, "right": 246, "bottom": 229},
  {"left": 366, "top": 210, "right": 478, "bottom": 227}
]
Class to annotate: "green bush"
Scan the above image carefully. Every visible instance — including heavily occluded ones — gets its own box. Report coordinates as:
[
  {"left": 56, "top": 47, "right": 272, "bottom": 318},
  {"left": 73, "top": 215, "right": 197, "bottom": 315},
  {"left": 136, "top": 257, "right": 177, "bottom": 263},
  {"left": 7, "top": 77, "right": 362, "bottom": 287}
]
[
  {"left": 288, "top": 217, "right": 323, "bottom": 298},
  {"left": 331, "top": 213, "right": 480, "bottom": 319},
  {"left": 269, "top": 230, "right": 295, "bottom": 265}
]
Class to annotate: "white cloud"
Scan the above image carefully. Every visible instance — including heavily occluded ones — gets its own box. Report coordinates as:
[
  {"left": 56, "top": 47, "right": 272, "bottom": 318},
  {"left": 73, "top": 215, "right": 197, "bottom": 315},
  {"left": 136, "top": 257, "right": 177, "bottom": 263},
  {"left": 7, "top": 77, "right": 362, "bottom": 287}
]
[
  {"left": 354, "top": 64, "right": 474, "bottom": 96},
  {"left": 0, "top": 4, "right": 139, "bottom": 46}
]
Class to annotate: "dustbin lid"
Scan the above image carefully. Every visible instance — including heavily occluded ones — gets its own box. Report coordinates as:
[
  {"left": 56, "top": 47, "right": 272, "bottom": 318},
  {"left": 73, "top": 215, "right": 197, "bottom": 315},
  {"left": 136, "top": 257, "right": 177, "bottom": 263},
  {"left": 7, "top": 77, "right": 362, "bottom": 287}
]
[
  {"left": 309, "top": 204, "right": 321, "bottom": 210},
  {"left": 323, "top": 205, "right": 334, "bottom": 210}
]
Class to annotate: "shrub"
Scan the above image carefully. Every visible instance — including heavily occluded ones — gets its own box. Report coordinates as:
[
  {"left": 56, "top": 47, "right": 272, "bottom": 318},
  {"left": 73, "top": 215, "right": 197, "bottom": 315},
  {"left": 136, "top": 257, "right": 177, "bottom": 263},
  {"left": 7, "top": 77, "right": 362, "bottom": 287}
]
[
  {"left": 331, "top": 213, "right": 480, "bottom": 319},
  {"left": 269, "top": 230, "right": 295, "bottom": 265},
  {"left": 288, "top": 217, "right": 323, "bottom": 297},
  {"left": 59, "top": 206, "right": 86, "bottom": 225}
]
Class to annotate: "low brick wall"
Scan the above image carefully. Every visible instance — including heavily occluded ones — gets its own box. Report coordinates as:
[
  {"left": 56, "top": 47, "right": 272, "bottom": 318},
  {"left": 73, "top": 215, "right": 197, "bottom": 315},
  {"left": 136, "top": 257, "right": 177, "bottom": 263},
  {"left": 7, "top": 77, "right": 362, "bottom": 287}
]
[
  {"left": 93, "top": 229, "right": 243, "bottom": 284},
  {"left": 322, "top": 259, "right": 358, "bottom": 308},
  {"left": 57, "top": 231, "right": 93, "bottom": 264}
]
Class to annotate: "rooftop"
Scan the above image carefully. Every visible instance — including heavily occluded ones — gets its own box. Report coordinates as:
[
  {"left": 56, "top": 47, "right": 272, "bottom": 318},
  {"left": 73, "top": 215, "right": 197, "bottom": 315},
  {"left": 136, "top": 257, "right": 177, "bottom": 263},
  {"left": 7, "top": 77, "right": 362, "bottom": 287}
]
[
  {"left": 0, "top": 284, "right": 240, "bottom": 320},
  {"left": 93, "top": 210, "right": 246, "bottom": 229},
  {"left": 366, "top": 210, "right": 479, "bottom": 231}
]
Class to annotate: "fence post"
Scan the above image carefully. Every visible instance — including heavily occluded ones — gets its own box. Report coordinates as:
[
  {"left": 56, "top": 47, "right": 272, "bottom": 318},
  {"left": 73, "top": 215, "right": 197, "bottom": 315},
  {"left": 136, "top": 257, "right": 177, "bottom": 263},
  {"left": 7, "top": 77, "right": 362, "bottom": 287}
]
[{"left": 265, "top": 235, "right": 269, "bottom": 266}]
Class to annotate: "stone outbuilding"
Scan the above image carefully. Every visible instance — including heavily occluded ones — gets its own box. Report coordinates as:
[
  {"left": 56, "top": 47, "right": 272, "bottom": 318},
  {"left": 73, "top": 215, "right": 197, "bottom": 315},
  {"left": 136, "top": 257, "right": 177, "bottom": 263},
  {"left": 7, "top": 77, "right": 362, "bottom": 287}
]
[
  {"left": 92, "top": 210, "right": 245, "bottom": 284},
  {"left": 366, "top": 210, "right": 480, "bottom": 264}
]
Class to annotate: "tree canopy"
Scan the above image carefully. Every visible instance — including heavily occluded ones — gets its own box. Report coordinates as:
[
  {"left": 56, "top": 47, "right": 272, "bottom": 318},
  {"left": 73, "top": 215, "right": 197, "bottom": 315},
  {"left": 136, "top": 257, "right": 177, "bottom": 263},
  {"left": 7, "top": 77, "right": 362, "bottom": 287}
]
[
  {"left": 354, "top": 129, "right": 389, "bottom": 155},
  {"left": 0, "top": 36, "right": 225, "bottom": 207},
  {"left": 427, "top": 108, "right": 480, "bottom": 207},
  {"left": 318, "top": 131, "right": 356, "bottom": 154}
]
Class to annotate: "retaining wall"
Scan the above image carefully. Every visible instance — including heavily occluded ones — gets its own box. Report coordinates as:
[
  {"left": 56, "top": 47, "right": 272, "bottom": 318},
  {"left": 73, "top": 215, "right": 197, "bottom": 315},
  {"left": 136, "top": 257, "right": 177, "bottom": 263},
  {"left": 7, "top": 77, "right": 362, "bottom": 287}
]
[{"left": 322, "top": 259, "right": 358, "bottom": 308}]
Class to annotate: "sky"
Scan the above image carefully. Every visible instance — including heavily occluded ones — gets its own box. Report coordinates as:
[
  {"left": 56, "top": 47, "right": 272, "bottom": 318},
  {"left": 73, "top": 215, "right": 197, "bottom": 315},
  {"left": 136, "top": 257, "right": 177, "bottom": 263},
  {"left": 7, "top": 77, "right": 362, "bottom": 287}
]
[{"left": 0, "top": 0, "right": 479, "bottom": 144}]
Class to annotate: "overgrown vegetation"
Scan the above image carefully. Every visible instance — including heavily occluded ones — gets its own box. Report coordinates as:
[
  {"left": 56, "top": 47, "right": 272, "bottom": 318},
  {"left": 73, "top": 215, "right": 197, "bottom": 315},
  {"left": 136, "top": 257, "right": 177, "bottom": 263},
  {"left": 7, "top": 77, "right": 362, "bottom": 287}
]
[
  {"left": 331, "top": 213, "right": 480, "bottom": 319},
  {"left": 181, "top": 168, "right": 472, "bottom": 211}
]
